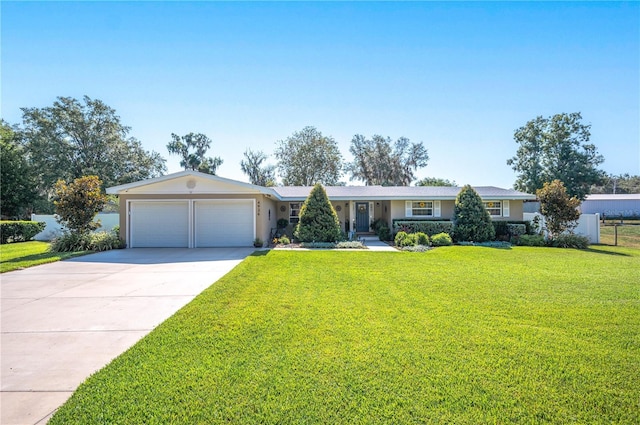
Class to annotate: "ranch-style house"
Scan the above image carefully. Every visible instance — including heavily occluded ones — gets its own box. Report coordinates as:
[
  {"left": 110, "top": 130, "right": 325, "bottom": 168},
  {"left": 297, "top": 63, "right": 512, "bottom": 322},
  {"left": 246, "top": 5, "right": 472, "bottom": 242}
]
[{"left": 107, "top": 170, "right": 536, "bottom": 248}]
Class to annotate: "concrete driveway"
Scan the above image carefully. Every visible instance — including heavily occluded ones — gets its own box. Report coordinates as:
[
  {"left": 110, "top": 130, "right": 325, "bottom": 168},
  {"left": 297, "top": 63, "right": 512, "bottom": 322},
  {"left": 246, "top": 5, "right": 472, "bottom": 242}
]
[{"left": 1, "top": 247, "right": 254, "bottom": 425}]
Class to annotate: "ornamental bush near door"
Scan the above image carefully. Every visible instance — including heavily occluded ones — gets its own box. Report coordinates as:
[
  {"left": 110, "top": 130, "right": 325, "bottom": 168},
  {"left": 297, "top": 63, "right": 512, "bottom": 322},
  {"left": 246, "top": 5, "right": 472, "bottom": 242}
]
[{"left": 295, "top": 184, "right": 342, "bottom": 243}]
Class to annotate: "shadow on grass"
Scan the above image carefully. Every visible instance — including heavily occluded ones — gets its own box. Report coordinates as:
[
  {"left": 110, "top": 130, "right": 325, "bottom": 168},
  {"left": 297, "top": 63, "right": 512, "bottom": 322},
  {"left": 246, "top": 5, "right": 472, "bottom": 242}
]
[
  {"left": 250, "top": 250, "right": 272, "bottom": 257},
  {"left": 2, "top": 251, "right": 89, "bottom": 264},
  {"left": 583, "top": 246, "right": 632, "bottom": 257},
  {"left": 457, "top": 243, "right": 513, "bottom": 250}
]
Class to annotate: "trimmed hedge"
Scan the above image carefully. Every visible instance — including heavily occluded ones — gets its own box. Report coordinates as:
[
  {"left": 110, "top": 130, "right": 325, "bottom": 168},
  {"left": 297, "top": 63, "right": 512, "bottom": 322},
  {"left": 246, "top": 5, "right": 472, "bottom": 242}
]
[
  {"left": 513, "top": 234, "right": 546, "bottom": 247},
  {"left": 493, "top": 222, "right": 528, "bottom": 241},
  {"left": 0, "top": 221, "right": 46, "bottom": 244},
  {"left": 392, "top": 219, "right": 454, "bottom": 236}
]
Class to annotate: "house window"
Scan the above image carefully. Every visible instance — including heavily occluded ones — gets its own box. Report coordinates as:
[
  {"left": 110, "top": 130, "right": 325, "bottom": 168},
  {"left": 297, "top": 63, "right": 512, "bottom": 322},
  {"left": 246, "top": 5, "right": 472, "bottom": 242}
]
[
  {"left": 484, "top": 201, "right": 502, "bottom": 216},
  {"left": 411, "top": 201, "right": 433, "bottom": 217},
  {"left": 290, "top": 202, "right": 301, "bottom": 223}
]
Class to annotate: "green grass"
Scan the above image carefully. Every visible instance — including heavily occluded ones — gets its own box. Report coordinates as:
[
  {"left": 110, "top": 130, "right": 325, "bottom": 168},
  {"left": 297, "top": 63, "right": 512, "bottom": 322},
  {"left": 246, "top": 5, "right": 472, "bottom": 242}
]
[
  {"left": 0, "top": 241, "right": 89, "bottom": 273},
  {"left": 601, "top": 221, "right": 640, "bottom": 249},
  {"left": 50, "top": 247, "right": 639, "bottom": 424}
]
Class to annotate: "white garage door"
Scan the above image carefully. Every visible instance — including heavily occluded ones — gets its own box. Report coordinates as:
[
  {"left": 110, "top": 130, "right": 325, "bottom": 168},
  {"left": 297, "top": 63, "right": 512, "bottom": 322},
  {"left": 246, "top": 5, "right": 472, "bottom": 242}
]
[
  {"left": 195, "top": 200, "right": 254, "bottom": 247},
  {"left": 129, "top": 201, "right": 189, "bottom": 248}
]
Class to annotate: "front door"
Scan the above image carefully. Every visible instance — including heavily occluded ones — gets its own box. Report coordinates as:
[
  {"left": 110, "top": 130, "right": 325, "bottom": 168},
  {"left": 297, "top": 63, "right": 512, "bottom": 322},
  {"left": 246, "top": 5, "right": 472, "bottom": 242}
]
[{"left": 355, "top": 202, "right": 369, "bottom": 232}]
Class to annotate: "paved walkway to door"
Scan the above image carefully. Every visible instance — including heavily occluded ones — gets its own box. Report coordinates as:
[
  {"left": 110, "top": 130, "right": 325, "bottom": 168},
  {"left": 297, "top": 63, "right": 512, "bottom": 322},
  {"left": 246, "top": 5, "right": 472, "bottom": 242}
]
[{"left": 1, "top": 248, "right": 254, "bottom": 425}]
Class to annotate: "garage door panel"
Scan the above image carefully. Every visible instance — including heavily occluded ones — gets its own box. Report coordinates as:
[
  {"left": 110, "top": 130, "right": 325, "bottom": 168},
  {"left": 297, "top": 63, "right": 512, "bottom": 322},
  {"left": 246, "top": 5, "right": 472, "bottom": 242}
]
[
  {"left": 130, "top": 201, "right": 189, "bottom": 248},
  {"left": 195, "top": 200, "right": 254, "bottom": 247}
]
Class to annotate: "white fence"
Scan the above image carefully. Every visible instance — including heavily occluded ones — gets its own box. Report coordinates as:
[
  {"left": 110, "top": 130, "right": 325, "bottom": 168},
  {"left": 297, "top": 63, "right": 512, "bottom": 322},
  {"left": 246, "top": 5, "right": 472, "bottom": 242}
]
[
  {"left": 523, "top": 212, "right": 600, "bottom": 244},
  {"left": 30, "top": 213, "right": 120, "bottom": 241}
]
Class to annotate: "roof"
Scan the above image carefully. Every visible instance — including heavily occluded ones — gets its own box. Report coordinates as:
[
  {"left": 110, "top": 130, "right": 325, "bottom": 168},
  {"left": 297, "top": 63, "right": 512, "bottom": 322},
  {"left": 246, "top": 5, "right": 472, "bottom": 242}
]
[
  {"left": 585, "top": 194, "right": 640, "bottom": 201},
  {"left": 106, "top": 171, "right": 536, "bottom": 200},
  {"left": 272, "top": 185, "right": 535, "bottom": 201},
  {"left": 106, "top": 170, "right": 277, "bottom": 195}
]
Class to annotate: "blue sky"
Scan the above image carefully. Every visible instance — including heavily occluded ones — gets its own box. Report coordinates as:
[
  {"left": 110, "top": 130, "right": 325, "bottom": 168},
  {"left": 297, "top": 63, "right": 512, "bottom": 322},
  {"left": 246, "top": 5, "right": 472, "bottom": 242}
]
[{"left": 2, "top": 1, "right": 638, "bottom": 188}]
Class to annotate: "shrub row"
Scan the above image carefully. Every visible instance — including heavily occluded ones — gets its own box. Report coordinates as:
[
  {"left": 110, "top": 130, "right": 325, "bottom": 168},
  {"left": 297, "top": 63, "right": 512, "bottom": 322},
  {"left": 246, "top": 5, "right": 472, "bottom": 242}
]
[
  {"left": 50, "top": 231, "right": 125, "bottom": 252},
  {"left": 511, "top": 234, "right": 589, "bottom": 249},
  {"left": 394, "top": 231, "right": 452, "bottom": 248},
  {"left": 392, "top": 220, "right": 455, "bottom": 237},
  {"left": 493, "top": 221, "right": 529, "bottom": 241},
  {"left": 0, "top": 221, "right": 46, "bottom": 244},
  {"left": 298, "top": 241, "right": 365, "bottom": 249}
]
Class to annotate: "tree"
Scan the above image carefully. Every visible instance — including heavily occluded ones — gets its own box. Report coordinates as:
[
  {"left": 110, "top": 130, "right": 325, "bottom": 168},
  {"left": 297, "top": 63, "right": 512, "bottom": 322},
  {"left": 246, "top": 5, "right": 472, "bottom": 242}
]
[
  {"left": 590, "top": 174, "right": 640, "bottom": 194},
  {"left": 507, "top": 112, "right": 604, "bottom": 200},
  {"left": 415, "top": 177, "right": 457, "bottom": 187},
  {"left": 346, "top": 134, "right": 429, "bottom": 186},
  {"left": 274, "top": 126, "right": 343, "bottom": 186},
  {"left": 20, "top": 96, "right": 166, "bottom": 195},
  {"left": 0, "top": 121, "right": 38, "bottom": 218},
  {"left": 240, "top": 149, "right": 276, "bottom": 186},
  {"left": 537, "top": 180, "right": 581, "bottom": 238},
  {"left": 167, "top": 132, "right": 222, "bottom": 175},
  {"left": 53, "top": 176, "right": 107, "bottom": 234},
  {"left": 453, "top": 185, "right": 495, "bottom": 242},
  {"left": 294, "top": 184, "right": 342, "bottom": 242}
]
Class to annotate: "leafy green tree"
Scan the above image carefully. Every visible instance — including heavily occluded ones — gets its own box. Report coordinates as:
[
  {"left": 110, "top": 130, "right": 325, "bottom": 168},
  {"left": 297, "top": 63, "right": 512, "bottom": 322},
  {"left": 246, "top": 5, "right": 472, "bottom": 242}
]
[
  {"left": 20, "top": 96, "right": 166, "bottom": 194},
  {"left": 590, "top": 174, "right": 640, "bottom": 194},
  {"left": 346, "top": 134, "right": 429, "bottom": 186},
  {"left": 507, "top": 112, "right": 604, "bottom": 200},
  {"left": 295, "top": 184, "right": 342, "bottom": 242},
  {"left": 537, "top": 180, "right": 581, "bottom": 238},
  {"left": 240, "top": 149, "right": 276, "bottom": 186},
  {"left": 415, "top": 177, "right": 457, "bottom": 187},
  {"left": 167, "top": 132, "right": 223, "bottom": 175},
  {"left": 453, "top": 185, "right": 495, "bottom": 242},
  {"left": 53, "top": 176, "right": 107, "bottom": 234},
  {"left": 0, "top": 121, "right": 38, "bottom": 218},
  {"left": 274, "top": 126, "right": 343, "bottom": 186}
]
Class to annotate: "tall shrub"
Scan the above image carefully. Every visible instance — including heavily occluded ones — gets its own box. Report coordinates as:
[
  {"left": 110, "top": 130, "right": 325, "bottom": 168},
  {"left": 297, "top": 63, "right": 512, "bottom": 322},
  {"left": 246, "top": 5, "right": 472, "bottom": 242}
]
[
  {"left": 295, "top": 184, "right": 342, "bottom": 242},
  {"left": 537, "top": 179, "right": 581, "bottom": 238},
  {"left": 453, "top": 185, "right": 495, "bottom": 242},
  {"left": 53, "top": 176, "right": 107, "bottom": 234}
]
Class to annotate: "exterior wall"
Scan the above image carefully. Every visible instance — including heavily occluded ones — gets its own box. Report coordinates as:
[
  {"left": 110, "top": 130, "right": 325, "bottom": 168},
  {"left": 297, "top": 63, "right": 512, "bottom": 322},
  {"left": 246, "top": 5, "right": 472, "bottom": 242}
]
[
  {"left": 489, "top": 200, "right": 524, "bottom": 221},
  {"left": 389, "top": 200, "right": 456, "bottom": 220},
  {"left": 388, "top": 199, "right": 524, "bottom": 222},
  {"left": 118, "top": 193, "right": 269, "bottom": 245},
  {"left": 258, "top": 197, "right": 278, "bottom": 244},
  {"left": 331, "top": 202, "right": 349, "bottom": 233},
  {"left": 275, "top": 201, "right": 351, "bottom": 233},
  {"left": 440, "top": 201, "right": 455, "bottom": 219}
]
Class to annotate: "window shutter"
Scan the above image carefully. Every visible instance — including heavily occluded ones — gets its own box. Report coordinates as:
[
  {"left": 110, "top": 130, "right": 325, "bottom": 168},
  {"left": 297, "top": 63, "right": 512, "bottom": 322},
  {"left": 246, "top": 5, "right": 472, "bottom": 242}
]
[
  {"left": 434, "top": 201, "right": 441, "bottom": 218},
  {"left": 405, "top": 201, "right": 412, "bottom": 217},
  {"left": 503, "top": 200, "right": 510, "bottom": 217}
]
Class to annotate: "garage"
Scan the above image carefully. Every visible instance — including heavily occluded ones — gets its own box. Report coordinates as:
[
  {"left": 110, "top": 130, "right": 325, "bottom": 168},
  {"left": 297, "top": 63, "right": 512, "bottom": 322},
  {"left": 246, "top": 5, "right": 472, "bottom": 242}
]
[
  {"left": 129, "top": 201, "right": 190, "bottom": 248},
  {"left": 128, "top": 199, "right": 255, "bottom": 248},
  {"left": 194, "top": 200, "right": 255, "bottom": 247},
  {"left": 108, "top": 171, "right": 273, "bottom": 248}
]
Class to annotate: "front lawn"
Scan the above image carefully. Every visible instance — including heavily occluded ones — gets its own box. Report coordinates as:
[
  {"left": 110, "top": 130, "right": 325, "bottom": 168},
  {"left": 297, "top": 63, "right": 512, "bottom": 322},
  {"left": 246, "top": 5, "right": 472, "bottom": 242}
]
[
  {"left": 0, "top": 241, "right": 89, "bottom": 273},
  {"left": 51, "top": 247, "right": 639, "bottom": 424}
]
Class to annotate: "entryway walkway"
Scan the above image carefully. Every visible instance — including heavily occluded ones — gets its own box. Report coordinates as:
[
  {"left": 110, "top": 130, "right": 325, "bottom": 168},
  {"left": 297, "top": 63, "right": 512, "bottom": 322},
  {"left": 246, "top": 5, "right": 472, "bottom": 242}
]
[{"left": 360, "top": 236, "right": 399, "bottom": 252}]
